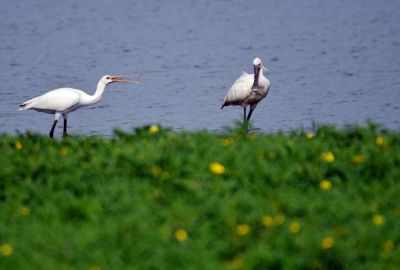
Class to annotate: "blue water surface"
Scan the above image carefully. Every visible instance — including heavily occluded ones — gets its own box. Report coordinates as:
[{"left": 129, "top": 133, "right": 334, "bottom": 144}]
[{"left": 1, "top": 0, "right": 399, "bottom": 136}]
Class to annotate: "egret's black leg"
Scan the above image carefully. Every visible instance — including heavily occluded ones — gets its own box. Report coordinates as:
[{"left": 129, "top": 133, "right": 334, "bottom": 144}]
[
  {"left": 63, "top": 119, "right": 68, "bottom": 137},
  {"left": 246, "top": 108, "right": 255, "bottom": 121},
  {"left": 49, "top": 120, "right": 57, "bottom": 138}
]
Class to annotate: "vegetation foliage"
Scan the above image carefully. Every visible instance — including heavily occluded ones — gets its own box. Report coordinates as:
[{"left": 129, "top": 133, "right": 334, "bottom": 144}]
[{"left": 0, "top": 123, "right": 399, "bottom": 269}]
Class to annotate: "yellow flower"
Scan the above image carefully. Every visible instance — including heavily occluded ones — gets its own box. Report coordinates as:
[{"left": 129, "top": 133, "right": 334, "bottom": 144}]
[
  {"left": 351, "top": 154, "right": 365, "bottom": 164},
  {"left": 375, "top": 136, "right": 386, "bottom": 146},
  {"left": 0, "top": 244, "right": 13, "bottom": 256},
  {"left": 261, "top": 215, "right": 274, "bottom": 227},
  {"left": 383, "top": 240, "right": 394, "bottom": 252},
  {"left": 175, "top": 229, "right": 188, "bottom": 242},
  {"left": 149, "top": 125, "right": 160, "bottom": 134},
  {"left": 320, "top": 179, "right": 332, "bottom": 190},
  {"left": 222, "top": 138, "right": 234, "bottom": 146},
  {"left": 15, "top": 141, "right": 22, "bottom": 150},
  {"left": 320, "top": 151, "right": 335, "bottom": 163},
  {"left": 289, "top": 222, "right": 301, "bottom": 234},
  {"left": 248, "top": 133, "right": 257, "bottom": 141},
  {"left": 151, "top": 166, "right": 162, "bottom": 176},
  {"left": 373, "top": 214, "right": 385, "bottom": 226},
  {"left": 320, "top": 237, "right": 335, "bottom": 250},
  {"left": 161, "top": 171, "right": 170, "bottom": 179},
  {"left": 236, "top": 224, "right": 251, "bottom": 236},
  {"left": 261, "top": 214, "right": 285, "bottom": 227},
  {"left": 230, "top": 257, "right": 244, "bottom": 269},
  {"left": 19, "top": 206, "right": 31, "bottom": 216},
  {"left": 209, "top": 162, "right": 225, "bottom": 175},
  {"left": 267, "top": 151, "right": 277, "bottom": 160},
  {"left": 60, "top": 147, "right": 68, "bottom": 157},
  {"left": 274, "top": 214, "right": 286, "bottom": 225},
  {"left": 306, "top": 133, "right": 314, "bottom": 139},
  {"left": 333, "top": 226, "right": 348, "bottom": 236}
]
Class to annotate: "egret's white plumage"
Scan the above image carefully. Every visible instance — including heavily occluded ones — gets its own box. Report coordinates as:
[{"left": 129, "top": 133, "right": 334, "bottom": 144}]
[
  {"left": 19, "top": 75, "right": 136, "bottom": 138},
  {"left": 221, "top": 57, "right": 270, "bottom": 124}
]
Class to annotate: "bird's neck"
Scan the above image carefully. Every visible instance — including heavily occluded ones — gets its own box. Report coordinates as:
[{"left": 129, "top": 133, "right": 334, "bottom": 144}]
[
  {"left": 258, "top": 69, "right": 265, "bottom": 80},
  {"left": 86, "top": 80, "right": 107, "bottom": 105},
  {"left": 252, "top": 68, "right": 265, "bottom": 91}
]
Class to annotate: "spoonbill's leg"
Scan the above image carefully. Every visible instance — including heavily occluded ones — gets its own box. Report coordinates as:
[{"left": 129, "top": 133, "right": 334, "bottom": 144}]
[
  {"left": 49, "top": 112, "right": 61, "bottom": 138},
  {"left": 63, "top": 113, "right": 69, "bottom": 137},
  {"left": 247, "top": 104, "right": 258, "bottom": 122},
  {"left": 243, "top": 107, "right": 247, "bottom": 125},
  {"left": 246, "top": 108, "right": 255, "bottom": 121}
]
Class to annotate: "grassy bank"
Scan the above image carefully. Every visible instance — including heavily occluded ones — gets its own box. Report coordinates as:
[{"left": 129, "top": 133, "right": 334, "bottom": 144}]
[{"left": 0, "top": 124, "right": 399, "bottom": 269}]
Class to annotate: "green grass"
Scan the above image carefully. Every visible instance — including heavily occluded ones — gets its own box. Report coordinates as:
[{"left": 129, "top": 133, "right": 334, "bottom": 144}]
[{"left": 0, "top": 123, "right": 399, "bottom": 269}]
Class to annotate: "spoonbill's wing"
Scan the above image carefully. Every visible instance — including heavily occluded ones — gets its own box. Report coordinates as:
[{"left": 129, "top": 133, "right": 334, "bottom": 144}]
[{"left": 221, "top": 73, "right": 253, "bottom": 108}]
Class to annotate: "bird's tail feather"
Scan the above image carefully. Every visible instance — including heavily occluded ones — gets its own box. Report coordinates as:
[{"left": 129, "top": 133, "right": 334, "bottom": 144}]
[{"left": 220, "top": 101, "right": 226, "bottom": 109}]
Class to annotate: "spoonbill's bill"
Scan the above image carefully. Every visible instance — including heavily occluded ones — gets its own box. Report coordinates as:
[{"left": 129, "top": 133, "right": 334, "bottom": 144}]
[
  {"left": 19, "top": 75, "right": 137, "bottom": 138},
  {"left": 221, "top": 57, "right": 270, "bottom": 126}
]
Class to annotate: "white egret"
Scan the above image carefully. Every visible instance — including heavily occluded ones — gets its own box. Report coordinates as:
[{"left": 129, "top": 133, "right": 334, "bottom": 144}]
[
  {"left": 221, "top": 57, "right": 271, "bottom": 125},
  {"left": 19, "top": 75, "right": 137, "bottom": 138}
]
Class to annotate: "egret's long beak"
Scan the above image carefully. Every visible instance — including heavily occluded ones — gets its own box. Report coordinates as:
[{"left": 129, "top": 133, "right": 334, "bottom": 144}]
[{"left": 110, "top": 75, "right": 139, "bottom": 84}]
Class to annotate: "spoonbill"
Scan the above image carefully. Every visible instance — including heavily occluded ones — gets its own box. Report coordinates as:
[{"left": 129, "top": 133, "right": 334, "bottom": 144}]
[
  {"left": 19, "top": 75, "right": 137, "bottom": 138},
  {"left": 221, "top": 57, "right": 270, "bottom": 126}
]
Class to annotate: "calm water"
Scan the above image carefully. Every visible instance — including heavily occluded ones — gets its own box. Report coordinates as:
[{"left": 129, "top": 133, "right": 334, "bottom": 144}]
[{"left": 1, "top": 0, "right": 399, "bottom": 136}]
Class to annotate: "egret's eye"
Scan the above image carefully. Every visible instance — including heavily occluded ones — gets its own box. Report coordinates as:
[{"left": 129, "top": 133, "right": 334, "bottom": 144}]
[{"left": 106, "top": 76, "right": 110, "bottom": 80}]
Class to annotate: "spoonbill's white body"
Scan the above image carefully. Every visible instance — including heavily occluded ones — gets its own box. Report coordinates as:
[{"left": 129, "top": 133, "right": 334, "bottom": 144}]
[
  {"left": 221, "top": 57, "right": 270, "bottom": 125},
  {"left": 19, "top": 75, "right": 136, "bottom": 138}
]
